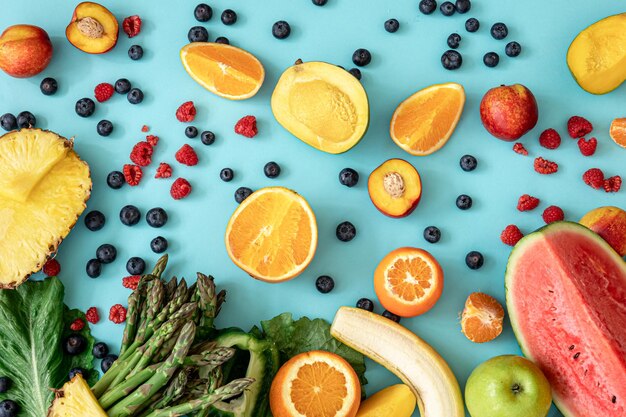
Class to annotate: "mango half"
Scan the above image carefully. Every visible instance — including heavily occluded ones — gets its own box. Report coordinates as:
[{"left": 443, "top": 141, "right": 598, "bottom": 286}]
[
  {"left": 567, "top": 13, "right": 626, "bottom": 95},
  {"left": 271, "top": 61, "right": 369, "bottom": 154}
]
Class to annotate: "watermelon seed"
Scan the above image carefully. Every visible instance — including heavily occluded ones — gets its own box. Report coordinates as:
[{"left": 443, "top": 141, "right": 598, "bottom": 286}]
[
  {"left": 612, "top": 396, "right": 616, "bottom": 404},
  {"left": 568, "top": 345, "right": 575, "bottom": 350},
  {"left": 573, "top": 352, "right": 580, "bottom": 360}
]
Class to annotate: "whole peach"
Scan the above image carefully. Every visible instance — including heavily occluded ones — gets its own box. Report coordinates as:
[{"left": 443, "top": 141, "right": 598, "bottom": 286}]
[
  {"left": 480, "top": 84, "right": 538, "bottom": 141},
  {"left": 0, "top": 25, "right": 53, "bottom": 78},
  {"left": 580, "top": 206, "right": 626, "bottom": 256}
]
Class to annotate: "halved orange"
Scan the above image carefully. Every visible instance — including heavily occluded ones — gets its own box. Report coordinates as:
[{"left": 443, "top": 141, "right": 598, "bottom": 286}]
[
  {"left": 270, "top": 350, "right": 361, "bottom": 417},
  {"left": 180, "top": 42, "right": 265, "bottom": 100},
  {"left": 374, "top": 247, "right": 444, "bottom": 317},
  {"left": 390, "top": 82, "right": 465, "bottom": 156},
  {"left": 609, "top": 118, "right": 626, "bottom": 148},
  {"left": 225, "top": 187, "right": 317, "bottom": 282},
  {"left": 461, "top": 292, "right": 505, "bottom": 343}
]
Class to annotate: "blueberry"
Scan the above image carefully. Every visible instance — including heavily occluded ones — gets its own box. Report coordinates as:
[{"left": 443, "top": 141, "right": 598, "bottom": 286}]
[
  {"left": 127, "top": 88, "right": 144, "bottom": 104},
  {"left": 505, "top": 41, "right": 522, "bottom": 57},
  {"left": 40, "top": 77, "right": 58, "bottom": 95},
  {"left": 68, "top": 368, "right": 86, "bottom": 380},
  {"left": 491, "top": 22, "right": 508, "bottom": 40},
  {"left": 455, "top": 0, "right": 471, "bottom": 13},
  {"left": 483, "top": 52, "right": 500, "bottom": 67},
  {"left": 86, "top": 259, "right": 102, "bottom": 278},
  {"left": 101, "top": 354, "right": 118, "bottom": 373},
  {"left": 0, "top": 113, "right": 17, "bottom": 131},
  {"left": 382, "top": 310, "right": 401, "bottom": 323},
  {"left": 348, "top": 68, "right": 362, "bottom": 80},
  {"left": 84, "top": 210, "right": 105, "bottom": 231},
  {"left": 16, "top": 111, "right": 36, "bottom": 128},
  {"left": 64, "top": 334, "right": 87, "bottom": 355},
  {"left": 194, "top": 3, "right": 212, "bottom": 22},
  {"left": 128, "top": 45, "right": 143, "bottom": 60},
  {"left": 126, "top": 257, "right": 146, "bottom": 275},
  {"left": 423, "top": 226, "right": 441, "bottom": 243},
  {"left": 312, "top": 0, "right": 328, "bottom": 5},
  {"left": 185, "top": 126, "right": 198, "bottom": 138},
  {"left": 441, "top": 50, "right": 463, "bottom": 70},
  {"left": 107, "top": 171, "right": 125, "bottom": 189},
  {"left": 221, "top": 9, "right": 237, "bottom": 25},
  {"left": 97, "top": 119, "right": 114, "bottom": 136},
  {"left": 447, "top": 33, "right": 461, "bottom": 49},
  {"left": 188, "top": 26, "right": 209, "bottom": 42},
  {"left": 440, "top": 1, "right": 455, "bottom": 16},
  {"left": 92, "top": 342, "right": 109, "bottom": 359},
  {"left": 460, "top": 154, "right": 477, "bottom": 171},
  {"left": 339, "top": 168, "right": 359, "bottom": 187},
  {"left": 200, "top": 131, "right": 215, "bottom": 145},
  {"left": 315, "top": 275, "right": 335, "bottom": 293},
  {"left": 120, "top": 205, "right": 141, "bottom": 226},
  {"left": 352, "top": 48, "right": 372, "bottom": 67},
  {"left": 115, "top": 78, "right": 131, "bottom": 94},
  {"left": 264, "top": 162, "right": 281, "bottom": 178},
  {"left": 235, "top": 187, "right": 253, "bottom": 203},
  {"left": 215, "top": 36, "right": 229, "bottom": 44},
  {"left": 384, "top": 18, "right": 400, "bottom": 33},
  {"left": 75, "top": 98, "right": 95, "bottom": 117},
  {"left": 356, "top": 298, "right": 374, "bottom": 312},
  {"left": 0, "top": 400, "right": 19, "bottom": 417},
  {"left": 465, "top": 251, "right": 484, "bottom": 269},
  {"left": 146, "top": 207, "right": 168, "bottom": 228},
  {"left": 456, "top": 194, "right": 473, "bottom": 210},
  {"left": 272, "top": 21, "right": 291, "bottom": 39},
  {"left": 150, "top": 236, "right": 168, "bottom": 253},
  {"left": 96, "top": 244, "right": 117, "bottom": 264},
  {"left": 220, "top": 168, "right": 234, "bottom": 182},
  {"left": 419, "top": 0, "right": 437, "bottom": 15},
  {"left": 465, "top": 17, "right": 480, "bottom": 32},
  {"left": 336, "top": 221, "right": 356, "bottom": 242},
  {"left": 0, "top": 377, "right": 11, "bottom": 393}
]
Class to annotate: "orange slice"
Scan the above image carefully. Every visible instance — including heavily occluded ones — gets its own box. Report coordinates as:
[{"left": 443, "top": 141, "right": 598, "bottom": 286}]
[
  {"left": 374, "top": 247, "right": 444, "bottom": 317},
  {"left": 461, "top": 292, "right": 505, "bottom": 343},
  {"left": 390, "top": 82, "right": 465, "bottom": 156},
  {"left": 270, "top": 350, "right": 361, "bottom": 417},
  {"left": 609, "top": 118, "right": 626, "bottom": 148},
  {"left": 225, "top": 187, "right": 317, "bottom": 282},
  {"left": 180, "top": 42, "right": 265, "bottom": 100}
]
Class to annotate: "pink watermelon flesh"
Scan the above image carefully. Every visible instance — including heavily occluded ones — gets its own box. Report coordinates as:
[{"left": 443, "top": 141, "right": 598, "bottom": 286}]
[{"left": 506, "top": 222, "right": 626, "bottom": 417}]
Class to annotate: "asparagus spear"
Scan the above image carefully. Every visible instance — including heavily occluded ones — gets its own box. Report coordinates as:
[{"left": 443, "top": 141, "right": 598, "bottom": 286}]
[
  {"left": 163, "top": 276, "right": 178, "bottom": 302},
  {"left": 135, "top": 280, "right": 165, "bottom": 344},
  {"left": 150, "top": 254, "right": 169, "bottom": 279},
  {"left": 120, "top": 291, "right": 141, "bottom": 356},
  {"left": 98, "top": 364, "right": 160, "bottom": 409},
  {"left": 150, "top": 368, "right": 189, "bottom": 410}
]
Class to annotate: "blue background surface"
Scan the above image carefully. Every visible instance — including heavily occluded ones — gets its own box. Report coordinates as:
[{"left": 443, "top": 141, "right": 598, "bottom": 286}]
[{"left": 2, "top": 1, "right": 625, "bottom": 416}]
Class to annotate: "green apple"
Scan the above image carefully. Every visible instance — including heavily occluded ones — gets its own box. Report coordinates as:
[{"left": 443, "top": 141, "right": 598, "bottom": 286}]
[{"left": 465, "top": 355, "right": 552, "bottom": 417}]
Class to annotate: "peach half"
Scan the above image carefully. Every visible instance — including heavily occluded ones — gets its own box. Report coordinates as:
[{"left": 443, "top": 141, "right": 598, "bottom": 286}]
[
  {"left": 66, "top": 2, "right": 118, "bottom": 54},
  {"left": 368, "top": 159, "right": 422, "bottom": 218}
]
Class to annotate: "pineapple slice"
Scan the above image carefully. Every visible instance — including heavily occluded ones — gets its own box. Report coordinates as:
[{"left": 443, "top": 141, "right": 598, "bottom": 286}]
[
  {"left": 0, "top": 129, "right": 91, "bottom": 288},
  {"left": 48, "top": 375, "right": 107, "bottom": 417}
]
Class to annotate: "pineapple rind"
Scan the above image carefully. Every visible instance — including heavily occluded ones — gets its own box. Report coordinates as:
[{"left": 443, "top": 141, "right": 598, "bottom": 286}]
[{"left": 48, "top": 375, "right": 107, "bottom": 417}]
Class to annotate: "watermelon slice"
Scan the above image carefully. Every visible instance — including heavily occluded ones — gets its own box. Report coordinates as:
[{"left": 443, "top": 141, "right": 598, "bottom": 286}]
[{"left": 506, "top": 221, "right": 626, "bottom": 417}]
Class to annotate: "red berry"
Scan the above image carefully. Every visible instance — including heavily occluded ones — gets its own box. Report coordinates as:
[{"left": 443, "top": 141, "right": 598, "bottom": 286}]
[
  {"left": 234, "top": 115, "right": 258, "bottom": 138},
  {"left": 603, "top": 175, "right": 622, "bottom": 193},
  {"left": 69, "top": 318, "right": 85, "bottom": 331},
  {"left": 501, "top": 225, "right": 524, "bottom": 246},
  {"left": 85, "top": 307, "right": 100, "bottom": 324},
  {"left": 171, "top": 178, "right": 192, "bottom": 200},
  {"left": 146, "top": 135, "right": 159, "bottom": 147},
  {"left": 517, "top": 194, "right": 540, "bottom": 212},
  {"left": 109, "top": 304, "right": 127, "bottom": 324},
  {"left": 513, "top": 143, "right": 528, "bottom": 156},
  {"left": 567, "top": 116, "right": 593, "bottom": 139},
  {"left": 176, "top": 101, "right": 196, "bottom": 122},
  {"left": 538, "top": 128, "right": 561, "bottom": 150},
  {"left": 141, "top": 125, "right": 149, "bottom": 132},
  {"left": 122, "top": 275, "right": 141, "bottom": 290},
  {"left": 577, "top": 137, "right": 597, "bottom": 156},
  {"left": 542, "top": 205, "right": 564, "bottom": 224},
  {"left": 534, "top": 157, "right": 558, "bottom": 174},
  {"left": 155, "top": 162, "right": 172, "bottom": 179},
  {"left": 94, "top": 83, "right": 115, "bottom": 103},
  {"left": 123, "top": 164, "right": 143, "bottom": 186},
  {"left": 130, "top": 141, "right": 153, "bottom": 167},
  {"left": 42, "top": 258, "right": 61, "bottom": 276},
  {"left": 122, "top": 15, "right": 142, "bottom": 38},
  {"left": 175, "top": 144, "right": 199, "bottom": 166},
  {"left": 582, "top": 168, "right": 604, "bottom": 189}
]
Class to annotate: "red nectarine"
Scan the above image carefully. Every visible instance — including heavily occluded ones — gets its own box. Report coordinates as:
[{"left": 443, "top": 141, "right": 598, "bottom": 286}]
[
  {"left": 0, "top": 25, "right": 53, "bottom": 78},
  {"left": 479, "top": 84, "right": 538, "bottom": 141}
]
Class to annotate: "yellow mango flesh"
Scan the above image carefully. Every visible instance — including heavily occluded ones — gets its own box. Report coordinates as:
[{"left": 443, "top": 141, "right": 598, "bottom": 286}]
[{"left": 356, "top": 384, "right": 416, "bottom": 417}]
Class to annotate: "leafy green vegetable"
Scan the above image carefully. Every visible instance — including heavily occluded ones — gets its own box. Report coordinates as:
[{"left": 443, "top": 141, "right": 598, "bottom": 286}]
[{"left": 0, "top": 277, "right": 95, "bottom": 417}]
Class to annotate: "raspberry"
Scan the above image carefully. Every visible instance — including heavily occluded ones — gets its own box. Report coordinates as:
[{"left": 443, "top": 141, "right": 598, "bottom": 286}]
[
  {"left": 146, "top": 135, "right": 159, "bottom": 147},
  {"left": 517, "top": 194, "right": 540, "bottom": 212},
  {"left": 501, "top": 225, "right": 524, "bottom": 246},
  {"left": 42, "top": 258, "right": 61, "bottom": 276},
  {"left": 175, "top": 144, "right": 199, "bottom": 166},
  {"left": 171, "top": 178, "right": 192, "bottom": 200},
  {"left": 69, "top": 318, "right": 85, "bottom": 331},
  {"left": 94, "top": 83, "right": 115, "bottom": 103},
  {"left": 122, "top": 275, "right": 141, "bottom": 290},
  {"left": 534, "top": 157, "right": 558, "bottom": 174},
  {"left": 123, "top": 164, "right": 143, "bottom": 186},
  {"left": 141, "top": 125, "right": 149, "bottom": 132},
  {"left": 582, "top": 168, "right": 604, "bottom": 189},
  {"left": 539, "top": 128, "right": 561, "bottom": 150},
  {"left": 603, "top": 175, "right": 622, "bottom": 193},
  {"left": 122, "top": 15, "right": 142, "bottom": 38},
  {"left": 155, "top": 162, "right": 172, "bottom": 179},
  {"left": 130, "top": 141, "right": 153, "bottom": 167},
  {"left": 567, "top": 116, "right": 593, "bottom": 139},
  {"left": 176, "top": 101, "right": 196, "bottom": 122},
  {"left": 577, "top": 137, "right": 597, "bottom": 156},
  {"left": 85, "top": 307, "right": 100, "bottom": 324},
  {"left": 109, "top": 304, "right": 127, "bottom": 324},
  {"left": 542, "top": 205, "right": 564, "bottom": 224},
  {"left": 513, "top": 143, "right": 528, "bottom": 156},
  {"left": 234, "top": 115, "right": 258, "bottom": 138}
]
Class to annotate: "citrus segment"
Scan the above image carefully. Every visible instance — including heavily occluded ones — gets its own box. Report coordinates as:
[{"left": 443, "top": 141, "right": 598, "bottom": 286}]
[
  {"left": 609, "top": 118, "right": 626, "bottom": 148},
  {"left": 390, "top": 82, "right": 465, "bottom": 156},
  {"left": 461, "top": 292, "right": 505, "bottom": 343}
]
